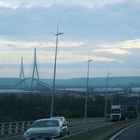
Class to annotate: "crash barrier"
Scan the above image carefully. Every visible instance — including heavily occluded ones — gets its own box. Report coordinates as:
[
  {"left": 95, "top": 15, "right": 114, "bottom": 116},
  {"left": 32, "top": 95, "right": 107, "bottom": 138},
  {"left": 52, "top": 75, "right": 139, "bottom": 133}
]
[
  {"left": 0, "top": 117, "right": 104, "bottom": 137},
  {"left": 0, "top": 121, "right": 33, "bottom": 136},
  {"left": 67, "top": 117, "right": 104, "bottom": 127}
]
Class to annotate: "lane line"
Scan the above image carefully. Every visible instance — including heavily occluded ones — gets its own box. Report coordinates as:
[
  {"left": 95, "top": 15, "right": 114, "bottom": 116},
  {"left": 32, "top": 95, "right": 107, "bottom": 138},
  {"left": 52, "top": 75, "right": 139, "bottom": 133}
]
[{"left": 109, "top": 123, "right": 137, "bottom": 140}]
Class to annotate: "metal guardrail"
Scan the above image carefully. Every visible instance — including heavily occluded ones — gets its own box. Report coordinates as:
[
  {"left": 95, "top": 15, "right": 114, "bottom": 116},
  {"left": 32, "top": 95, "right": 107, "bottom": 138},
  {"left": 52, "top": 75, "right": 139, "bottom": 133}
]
[
  {"left": 0, "top": 121, "right": 33, "bottom": 136},
  {"left": 0, "top": 118, "right": 104, "bottom": 137}
]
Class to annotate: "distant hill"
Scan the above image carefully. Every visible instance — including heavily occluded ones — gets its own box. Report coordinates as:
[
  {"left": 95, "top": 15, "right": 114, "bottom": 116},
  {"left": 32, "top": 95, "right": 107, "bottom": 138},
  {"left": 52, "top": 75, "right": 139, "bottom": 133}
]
[
  {"left": 0, "top": 76, "right": 140, "bottom": 89},
  {"left": 42, "top": 76, "right": 140, "bottom": 88},
  {"left": 0, "top": 78, "right": 19, "bottom": 89}
]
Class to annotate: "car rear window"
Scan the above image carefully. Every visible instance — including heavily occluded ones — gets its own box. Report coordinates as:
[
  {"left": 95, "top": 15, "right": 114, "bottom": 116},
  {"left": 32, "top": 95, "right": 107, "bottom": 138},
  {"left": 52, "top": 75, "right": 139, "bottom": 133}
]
[{"left": 31, "top": 120, "right": 59, "bottom": 128}]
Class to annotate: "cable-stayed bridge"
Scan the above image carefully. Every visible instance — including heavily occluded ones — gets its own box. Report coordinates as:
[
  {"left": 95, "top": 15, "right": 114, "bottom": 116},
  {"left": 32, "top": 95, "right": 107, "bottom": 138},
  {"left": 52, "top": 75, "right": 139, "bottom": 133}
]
[
  {"left": 15, "top": 78, "right": 52, "bottom": 91},
  {"left": 15, "top": 48, "right": 52, "bottom": 91}
]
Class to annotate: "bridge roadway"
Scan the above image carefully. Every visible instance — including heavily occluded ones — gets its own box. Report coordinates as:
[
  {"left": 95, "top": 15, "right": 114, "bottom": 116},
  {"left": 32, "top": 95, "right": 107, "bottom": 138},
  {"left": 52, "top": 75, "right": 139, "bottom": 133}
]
[
  {"left": 0, "top": 120, "right": 111, "bottom": 140},
  {"left": 110, "top": 121, "right": 140, "bottom": 140}
]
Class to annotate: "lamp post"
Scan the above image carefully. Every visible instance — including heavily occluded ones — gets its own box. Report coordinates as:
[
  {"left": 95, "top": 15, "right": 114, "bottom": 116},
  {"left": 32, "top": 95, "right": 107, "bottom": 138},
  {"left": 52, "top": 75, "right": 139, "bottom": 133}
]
[
  {"left": 136, "top": 95, "right": 139, "bottom": 116},
  {"left": 104, "top": 73, "right": 111, "bottom": 119},
  {"left": 84, "top": 59, "right": 92, "bottom": 118},
  {"left": 50, "top": 25, "right": 64, "bottom": 117}
]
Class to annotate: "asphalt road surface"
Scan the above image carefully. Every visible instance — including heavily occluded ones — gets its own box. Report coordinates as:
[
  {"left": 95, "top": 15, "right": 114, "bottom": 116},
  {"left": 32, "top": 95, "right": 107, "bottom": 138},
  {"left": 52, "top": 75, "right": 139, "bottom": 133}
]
[
  {"left": 0, "top": 121, "right": 111, "bottom": 140},
  {"left": 110, "top": 122, "right": 140, "bottom": 140}
]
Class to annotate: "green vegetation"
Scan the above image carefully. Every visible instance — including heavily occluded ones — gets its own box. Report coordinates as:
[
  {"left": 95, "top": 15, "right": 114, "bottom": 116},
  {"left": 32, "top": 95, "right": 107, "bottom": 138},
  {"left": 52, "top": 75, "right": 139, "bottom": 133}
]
[
  {"left": 0, "top": 92, "right": 105, "bottom": 122},
  {"left": 0, "top": 91, "right": 139, "bottom": 122}
]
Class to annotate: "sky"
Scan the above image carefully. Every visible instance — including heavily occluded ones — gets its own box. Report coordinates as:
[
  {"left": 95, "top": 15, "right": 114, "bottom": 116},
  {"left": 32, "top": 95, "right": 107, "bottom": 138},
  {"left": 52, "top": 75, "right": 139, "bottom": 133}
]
[{"left": 0, "top": 0, "right": 140, "bottom": 78}]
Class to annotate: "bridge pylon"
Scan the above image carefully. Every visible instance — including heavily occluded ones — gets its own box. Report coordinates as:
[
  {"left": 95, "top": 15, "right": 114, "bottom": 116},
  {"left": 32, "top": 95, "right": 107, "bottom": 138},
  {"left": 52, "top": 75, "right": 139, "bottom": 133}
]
[
  {"left": 19, "top": 57, "right": 25, "bottom": 88},
  {"left": 31, "top": 48, "right": 40, "bottom": 89}
]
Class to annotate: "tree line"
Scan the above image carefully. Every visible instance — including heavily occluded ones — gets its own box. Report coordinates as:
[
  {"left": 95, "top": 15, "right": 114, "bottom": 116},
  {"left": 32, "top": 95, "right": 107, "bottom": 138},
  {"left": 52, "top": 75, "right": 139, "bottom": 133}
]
[{"left": 0, "top": 91, "right": 139, "bottom": 122}]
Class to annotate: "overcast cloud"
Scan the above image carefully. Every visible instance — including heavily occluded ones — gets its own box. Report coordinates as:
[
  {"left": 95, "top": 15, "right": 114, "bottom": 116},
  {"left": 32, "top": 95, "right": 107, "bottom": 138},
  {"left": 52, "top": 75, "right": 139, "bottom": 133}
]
[{"left": 0, "top": 0, "right": 140, "bottom": 78}]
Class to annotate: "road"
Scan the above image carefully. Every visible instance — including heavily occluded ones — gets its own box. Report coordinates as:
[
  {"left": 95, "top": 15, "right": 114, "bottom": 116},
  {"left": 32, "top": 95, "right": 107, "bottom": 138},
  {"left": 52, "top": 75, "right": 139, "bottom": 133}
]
[
  {"left": 110, "top": 122, "right": 140, "bottom": 140},
  {"left": 0, "top": 121, "right": 111, "bottom": 140}
]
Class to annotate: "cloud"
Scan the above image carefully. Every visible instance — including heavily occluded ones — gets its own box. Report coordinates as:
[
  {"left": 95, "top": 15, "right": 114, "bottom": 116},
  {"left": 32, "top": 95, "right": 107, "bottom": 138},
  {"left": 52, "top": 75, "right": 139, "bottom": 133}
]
[
  {"left": 94, "top": 48, "right": 130, "bottom": 55},
  {"left": 60, "top": 41, "right": 86, "bottom": 48},
  {"left": 0, "top": 39, "right": 86, "bottom": 50},
  {"left": 0, "top": 39, "right": 88, "bottom": 66},
  {"left": 0, "top": 0, "right": 124, "bottom": 9},
  {"left": 91, "top": 56, "right": 123, "bottom": 63},
  {"left": 56, "top": 51, "right": 122, "bottom": 63},
  {"left": 93, "top": 39, "right": 140, "bottom": 55},
  {"left": 100, "top": 39, "right": 140, "bottom": 50},
  {"left": 0, "top": 0, "right": 139, "bottom": 78},
  {"left": 119, "top": 39, "right": 140, "bottom": 49},
  {"left": 0, "top": 0, "right": 139, "bottom": 42},
  {"left": 0, "top": 38, "right": 122, "bottom": 65}
]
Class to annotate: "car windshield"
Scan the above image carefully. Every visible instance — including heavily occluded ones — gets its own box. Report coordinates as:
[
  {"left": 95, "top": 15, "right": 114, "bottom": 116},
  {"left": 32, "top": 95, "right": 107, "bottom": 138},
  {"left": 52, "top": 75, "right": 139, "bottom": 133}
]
[
  {"left": 52, "top": 117, "right": 62, "bottom": 120},
  {"left": 31, "top": 120, "right": 60, "bottom": 128},
  {"left": 111, "top": 109, "right": 121, "bottom": 113},
  {"left": 56, "top": 117, "right": 63, "bottom": 121}
]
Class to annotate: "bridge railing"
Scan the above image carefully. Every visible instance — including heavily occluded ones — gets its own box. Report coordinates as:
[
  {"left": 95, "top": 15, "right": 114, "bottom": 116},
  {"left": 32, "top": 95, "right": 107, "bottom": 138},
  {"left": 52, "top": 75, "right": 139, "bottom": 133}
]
[
  {"left": 0, "top": 121, "right": 33, "bottom": 136},
  {"left": 0, "top": 117, "right": 104, "bottom": 137}
]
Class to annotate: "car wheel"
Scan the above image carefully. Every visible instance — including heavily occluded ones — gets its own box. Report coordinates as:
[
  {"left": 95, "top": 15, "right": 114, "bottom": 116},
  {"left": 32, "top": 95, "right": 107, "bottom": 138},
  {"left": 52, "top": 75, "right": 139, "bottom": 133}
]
[
  {"left": 59, "top": 132, "right": 63, "bottom": 138},
  {"left": 66, "top": 131, "right": 70, "bottom": 135}
]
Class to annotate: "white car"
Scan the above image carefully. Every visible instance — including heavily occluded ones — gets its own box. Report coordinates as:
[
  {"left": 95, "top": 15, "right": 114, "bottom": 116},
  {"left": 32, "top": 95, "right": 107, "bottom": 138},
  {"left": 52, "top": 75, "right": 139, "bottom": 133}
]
[
  {"left": 51, "top": 117, "right": 68, "bottom": 126},
  {"left": 23, "top": 118, "right": 69, "bottom": 140}
]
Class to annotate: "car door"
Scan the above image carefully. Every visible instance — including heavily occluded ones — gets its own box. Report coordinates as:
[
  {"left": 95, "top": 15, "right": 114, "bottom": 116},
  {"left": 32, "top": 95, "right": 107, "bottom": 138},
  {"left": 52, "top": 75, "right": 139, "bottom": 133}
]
[{"left": 60, "top": 123, "right": 67, "bottom": 136}]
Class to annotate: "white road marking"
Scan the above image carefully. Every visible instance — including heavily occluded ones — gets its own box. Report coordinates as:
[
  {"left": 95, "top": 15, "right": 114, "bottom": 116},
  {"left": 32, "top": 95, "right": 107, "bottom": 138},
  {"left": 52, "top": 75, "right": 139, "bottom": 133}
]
[{"left": 109, "top": 123, "right": 137, "bottom": 140}]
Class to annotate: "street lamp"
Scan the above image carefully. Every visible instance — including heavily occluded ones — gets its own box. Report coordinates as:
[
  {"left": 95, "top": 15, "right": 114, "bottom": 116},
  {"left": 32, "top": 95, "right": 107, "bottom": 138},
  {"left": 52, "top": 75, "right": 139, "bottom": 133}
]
[
  {"left": 50, "top": 25, "right": 64, "bottom": 117},
  {"left": 136, "top": 95, "right": 139, "bottom": 116},
  {"left": 104, "top": 73, "right": 111, "bottom": 119},
  {"left": 84, "top": 59, "right": 92, "bottom": 118}
]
